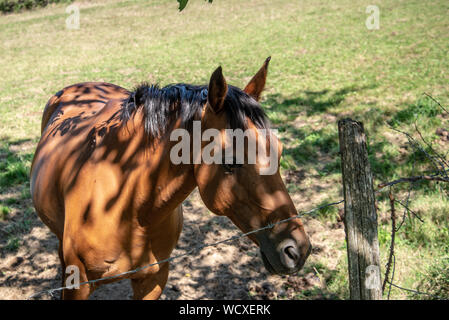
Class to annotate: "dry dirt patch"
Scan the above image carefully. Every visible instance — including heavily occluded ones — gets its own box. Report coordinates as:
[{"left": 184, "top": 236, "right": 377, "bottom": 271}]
[{"left": 0, "top": 185, "right": 345, "bottom": 300}]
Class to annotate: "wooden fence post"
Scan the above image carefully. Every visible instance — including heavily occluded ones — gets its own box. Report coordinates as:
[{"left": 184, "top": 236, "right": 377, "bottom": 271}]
[{"left": 338, "top": 118, "right": 382, "bottom": 300}]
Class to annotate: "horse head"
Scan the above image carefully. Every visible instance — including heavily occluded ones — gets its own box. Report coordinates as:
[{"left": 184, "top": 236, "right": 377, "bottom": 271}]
[{"left": 193, "top": 58, "right": 312, "bottom": 275}]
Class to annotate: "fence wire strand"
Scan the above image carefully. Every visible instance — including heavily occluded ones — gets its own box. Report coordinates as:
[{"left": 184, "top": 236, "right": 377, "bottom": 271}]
[
  {"left": 386, "top": 280, "right": 446, "bottom": 300},
  {"left": 27, "top": 200, "right": 345, "bottom": 300}
]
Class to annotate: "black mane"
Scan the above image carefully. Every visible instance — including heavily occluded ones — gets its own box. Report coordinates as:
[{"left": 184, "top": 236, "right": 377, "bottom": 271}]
[{"left": 121, "top": 83, "right": 268, "bottom": 139}]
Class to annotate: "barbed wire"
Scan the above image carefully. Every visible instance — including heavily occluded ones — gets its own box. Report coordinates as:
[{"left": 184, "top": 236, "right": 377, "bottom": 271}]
[
  {"left": 386, "top": 280, "right": 446, "bottom": 300},
  {"left": 377, "top": 95, "right": 449, "bottom": 300},
  {"left": 377, "top": 173, "right": 448, "bottom": 300},
  {"left": 27, "top": 199, "right": 345, "bottom": 300},
  {"left": 382, "top": 189, "right": 396, "bottom": 294}
]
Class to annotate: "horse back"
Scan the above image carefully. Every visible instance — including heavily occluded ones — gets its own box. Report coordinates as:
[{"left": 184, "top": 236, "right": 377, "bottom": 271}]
[
  {"left": 31, "top": 82, "right": 130, "bottom": 237},
  {"left": 40, "top": 82, "right": 130, "bottom": 133}
]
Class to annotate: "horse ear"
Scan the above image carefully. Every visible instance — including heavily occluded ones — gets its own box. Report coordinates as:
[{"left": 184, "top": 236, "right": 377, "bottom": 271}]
[
  {"left": 244, "top": 56, "right": 271, "bottom": 101},
  {"left": 208, "top": 66, "right": 228, "bottom": 113}
]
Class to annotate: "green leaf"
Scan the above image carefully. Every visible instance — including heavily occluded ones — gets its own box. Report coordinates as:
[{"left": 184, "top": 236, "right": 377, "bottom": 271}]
[
  {"left": 178, "top": 0, "right": 188, "bottom": 11},
  {"left": 178, "top": 0, "right": 213, "bottom": 11}
]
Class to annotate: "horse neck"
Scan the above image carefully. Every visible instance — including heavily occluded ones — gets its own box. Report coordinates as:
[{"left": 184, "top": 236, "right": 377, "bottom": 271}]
[{"left": 127, "top": 114, "right": 197, "bottom": 219}]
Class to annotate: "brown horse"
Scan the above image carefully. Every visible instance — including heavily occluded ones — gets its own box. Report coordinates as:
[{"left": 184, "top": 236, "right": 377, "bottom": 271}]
[{"left": 30, "top": 58, "right": 311, "bottom": 300}]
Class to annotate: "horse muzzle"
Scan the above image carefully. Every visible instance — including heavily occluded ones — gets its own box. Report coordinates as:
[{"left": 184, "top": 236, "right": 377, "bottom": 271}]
[{"left": 259, "top": 238, "right": 312, "bottom": 275}]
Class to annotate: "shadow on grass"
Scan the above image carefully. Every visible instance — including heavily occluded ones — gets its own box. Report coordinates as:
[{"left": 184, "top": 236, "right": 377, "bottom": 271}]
[
  {"left": 0, "top": 138, "right": 63, "bottom": 300},
  {"left": 263, "top": 86, "right": 372, "bottom": 176},
  {"left": 0, "top": 136, "right": 36, "bottom": 252},
  {"left": 264, "top": 85, "right": 374, "bottom": 121},
  {"left": 282, "top": 262, "right": 348, "bottom": 300},
  {"left": 0, "top": 137, "right": 34, "bottom": 191},
  {"left": 263, "top": 87, "right": 444, "bottom": 185}
]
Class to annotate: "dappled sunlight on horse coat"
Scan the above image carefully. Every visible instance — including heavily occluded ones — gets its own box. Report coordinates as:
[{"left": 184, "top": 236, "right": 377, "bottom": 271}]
[{"left": 30, "top": 59, "right": 311, "bottom": 299}]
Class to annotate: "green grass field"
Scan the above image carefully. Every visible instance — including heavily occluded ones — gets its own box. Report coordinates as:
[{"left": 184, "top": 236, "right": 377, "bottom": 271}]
[{"left": 0, "top": 0, "right": 448, "bottom": 299}]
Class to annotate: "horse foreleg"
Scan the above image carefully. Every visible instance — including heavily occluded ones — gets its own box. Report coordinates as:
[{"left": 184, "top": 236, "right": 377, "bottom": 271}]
[
  {"left": 61, "top": 251, "right": 93, "bottom": 300},
  {"left": 131, "top": 263, "right": 169, "bottom": 300},
  {"left": 57, "top": 241, "right": 66, "bottom": 300}
]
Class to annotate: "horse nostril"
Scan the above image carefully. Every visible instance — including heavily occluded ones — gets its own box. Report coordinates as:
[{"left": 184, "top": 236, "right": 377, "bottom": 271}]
[{"left": 284, "top": 246, "right": 299, "bottom": 262}]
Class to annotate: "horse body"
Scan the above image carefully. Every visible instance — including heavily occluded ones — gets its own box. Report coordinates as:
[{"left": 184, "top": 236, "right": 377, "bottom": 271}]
[
  {"left": 32, "top": 82, "right": 189, "bottom": 299},
  {"left": 31, "top": 59, "right": 312, "bottom": 300}
]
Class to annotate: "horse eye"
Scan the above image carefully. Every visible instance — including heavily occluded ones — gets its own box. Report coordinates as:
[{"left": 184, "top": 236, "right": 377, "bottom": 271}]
[{"left": 221, "top": 162, "right": 243, "bottom": 174}]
